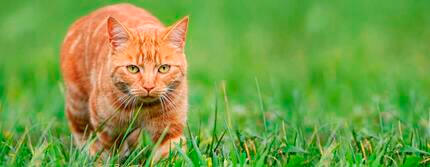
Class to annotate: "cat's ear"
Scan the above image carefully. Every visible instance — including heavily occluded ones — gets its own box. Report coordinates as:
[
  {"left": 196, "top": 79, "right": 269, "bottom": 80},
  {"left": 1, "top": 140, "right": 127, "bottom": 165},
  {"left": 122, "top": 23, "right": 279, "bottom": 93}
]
[
  {"left": 163, "top": 16, "right": 189, "bottom": 51},
  {"left": 107, "top": 16, "right": 130, "bottom": 51}
]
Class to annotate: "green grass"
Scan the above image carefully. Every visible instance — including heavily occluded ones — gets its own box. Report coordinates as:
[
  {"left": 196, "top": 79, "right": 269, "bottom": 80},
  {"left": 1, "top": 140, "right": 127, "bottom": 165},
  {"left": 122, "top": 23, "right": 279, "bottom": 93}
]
[{"left": 1, "top": 0, "right": 430, "bottom": 166}]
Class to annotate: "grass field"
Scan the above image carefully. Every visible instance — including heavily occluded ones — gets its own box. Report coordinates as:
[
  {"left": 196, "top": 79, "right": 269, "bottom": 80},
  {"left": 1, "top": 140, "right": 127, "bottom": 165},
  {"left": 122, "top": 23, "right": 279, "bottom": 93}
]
[{"left": 1, "top": 0, "right": 430, "bottom": 166}]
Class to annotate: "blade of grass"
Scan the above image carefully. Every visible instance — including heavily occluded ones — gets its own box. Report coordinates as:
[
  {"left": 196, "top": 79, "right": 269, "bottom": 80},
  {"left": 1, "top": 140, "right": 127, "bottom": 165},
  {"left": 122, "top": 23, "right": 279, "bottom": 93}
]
[
  {"left": 221, "top": 81, "right": 239, "bottom": 160},
  {"left": 255, "top": 77, "right": 267, "bottom": 134}
]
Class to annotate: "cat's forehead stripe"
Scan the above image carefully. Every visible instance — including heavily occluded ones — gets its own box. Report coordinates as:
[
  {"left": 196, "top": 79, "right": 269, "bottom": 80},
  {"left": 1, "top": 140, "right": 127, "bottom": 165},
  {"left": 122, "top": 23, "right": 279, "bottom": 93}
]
[{"left": 136, "top": 30, "right": 161, "bottom": 64}]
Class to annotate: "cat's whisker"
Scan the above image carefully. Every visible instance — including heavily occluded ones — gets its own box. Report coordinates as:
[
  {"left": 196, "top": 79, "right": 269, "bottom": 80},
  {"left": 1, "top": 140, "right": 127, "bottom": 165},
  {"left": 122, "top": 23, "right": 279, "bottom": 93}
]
[
  {"left": 120, "top": 95, "right": 132, "bottom": 106},
  {"left": 165, "top": 90, "right": 185, "bottom": 102},
  {"left": 159, "top": 95, "right": 171, "bottom": 118},
  {"left": 117, "top": 96, "right": 129, "bottom": 110},
  {"left": 167, "top": 89, "right": 183, "bottom": 96},
  {"left": 133, "top": 96, "right": 138, "bottom": 110},
  {"left": 112, "top": 94, "right": 128, "bottom": 111},
  {"left": 114, "top": 93, "right": 132, "bottom": 110},
  {"left": 160, "top": 94, "right": 172, "bottom": 112},
  {"left": 163, "top": 93, "right": 179, "bottom": 112},
  {"left": 124, "top": 95, "right": 135, "bottom": 109},
  {"left": 159, "top": 96, "right": 166, "bottom": 113}
]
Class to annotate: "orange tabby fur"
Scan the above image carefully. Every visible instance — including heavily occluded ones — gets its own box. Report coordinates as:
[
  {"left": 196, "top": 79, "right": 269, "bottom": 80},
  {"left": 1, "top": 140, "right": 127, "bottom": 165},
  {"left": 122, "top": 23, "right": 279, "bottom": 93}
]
[{"left": 60, "top": 3, "right": 189, "bottom": 160}]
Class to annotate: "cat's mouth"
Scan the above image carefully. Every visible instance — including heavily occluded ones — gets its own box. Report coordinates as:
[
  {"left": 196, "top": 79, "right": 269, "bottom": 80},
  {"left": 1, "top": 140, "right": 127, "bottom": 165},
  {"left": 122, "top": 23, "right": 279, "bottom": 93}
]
[
  {"left": 137, "top": 95, "right": 159, "bottom": 103},
  {"left": 123, "top": 87, "right": 165, "bottom": 106},
  {"left": 125, "top": 95, "right": 161, "bottom": 108},
  {"left": 128, "top": 90, "right": 160, "bottom": 103}
]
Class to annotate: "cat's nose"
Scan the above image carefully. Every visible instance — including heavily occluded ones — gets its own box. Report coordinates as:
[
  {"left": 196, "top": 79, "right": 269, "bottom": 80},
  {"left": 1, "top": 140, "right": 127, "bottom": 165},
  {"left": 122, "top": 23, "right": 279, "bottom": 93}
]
[{"left": 143, "top": 85, "right": 155, "bottom": 92}]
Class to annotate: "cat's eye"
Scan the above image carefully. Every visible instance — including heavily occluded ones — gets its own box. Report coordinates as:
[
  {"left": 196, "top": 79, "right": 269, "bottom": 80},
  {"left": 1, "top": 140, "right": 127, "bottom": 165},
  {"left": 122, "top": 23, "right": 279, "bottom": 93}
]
[
  {"left": 158, "top": 64, "right": 170, "bottom": 73},
  {"left": 126, "top": 65, "right": 140, "bottom": 74}
]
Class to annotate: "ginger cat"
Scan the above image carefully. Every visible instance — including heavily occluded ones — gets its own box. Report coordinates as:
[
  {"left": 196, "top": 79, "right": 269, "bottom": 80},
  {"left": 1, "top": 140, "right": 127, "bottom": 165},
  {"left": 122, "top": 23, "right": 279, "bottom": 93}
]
[{"left": 60, "top": 3, "right": 188, "bottom": 160}]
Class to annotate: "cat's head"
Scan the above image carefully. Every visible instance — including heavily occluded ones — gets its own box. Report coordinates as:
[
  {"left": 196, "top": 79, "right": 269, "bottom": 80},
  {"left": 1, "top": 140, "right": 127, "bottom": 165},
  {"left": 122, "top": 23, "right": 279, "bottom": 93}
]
[{"left": 106, "top": 16, "right": 188, "bottom": 104}]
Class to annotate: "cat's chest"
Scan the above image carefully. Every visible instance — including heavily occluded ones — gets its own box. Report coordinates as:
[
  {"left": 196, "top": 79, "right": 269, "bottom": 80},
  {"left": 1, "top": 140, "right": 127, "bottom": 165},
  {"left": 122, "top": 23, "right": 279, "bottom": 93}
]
[{"left": 95, "top": 91, "right": 167, "bottom": 131}]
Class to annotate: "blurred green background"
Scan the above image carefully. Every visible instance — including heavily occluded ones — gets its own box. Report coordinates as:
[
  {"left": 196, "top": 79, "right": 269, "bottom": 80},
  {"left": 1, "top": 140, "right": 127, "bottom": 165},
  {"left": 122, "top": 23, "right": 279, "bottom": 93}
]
[{"left": 1, "top": 0, "right": 430, "bottom": 165}]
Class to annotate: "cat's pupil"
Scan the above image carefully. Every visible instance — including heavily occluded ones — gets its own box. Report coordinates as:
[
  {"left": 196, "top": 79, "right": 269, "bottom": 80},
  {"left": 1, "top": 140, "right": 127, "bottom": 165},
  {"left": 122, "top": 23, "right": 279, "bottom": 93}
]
[{"left": 127, "top": 65, "right": 139, "bottom": 73}]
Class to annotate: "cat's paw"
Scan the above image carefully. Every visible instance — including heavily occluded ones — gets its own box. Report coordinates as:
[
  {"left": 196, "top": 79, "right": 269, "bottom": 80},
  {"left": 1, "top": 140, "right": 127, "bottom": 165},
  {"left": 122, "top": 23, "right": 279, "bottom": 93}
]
[{"left": 152, "top": 136, "right": 186, "bottom": 162}]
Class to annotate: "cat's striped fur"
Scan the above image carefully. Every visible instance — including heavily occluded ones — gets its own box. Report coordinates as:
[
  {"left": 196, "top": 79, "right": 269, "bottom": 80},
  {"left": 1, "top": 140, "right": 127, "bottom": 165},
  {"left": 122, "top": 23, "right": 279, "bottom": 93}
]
[{"left": 60, "top": 3, "right": 189, "bottom": 160}]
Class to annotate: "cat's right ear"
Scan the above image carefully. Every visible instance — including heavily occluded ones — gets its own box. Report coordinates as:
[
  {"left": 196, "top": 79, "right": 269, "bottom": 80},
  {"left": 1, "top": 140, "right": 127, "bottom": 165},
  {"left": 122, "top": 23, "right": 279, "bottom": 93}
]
[{"left": 107, "top": 16, "right": 130, "bottom": 51}]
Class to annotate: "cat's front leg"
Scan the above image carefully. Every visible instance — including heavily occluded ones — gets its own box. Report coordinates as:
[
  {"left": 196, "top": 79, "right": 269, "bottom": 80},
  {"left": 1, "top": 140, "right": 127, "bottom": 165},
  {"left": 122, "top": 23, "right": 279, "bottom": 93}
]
[
  {"left": 88, "top": 93, "right": 116, "bottom": 158},
  {"left": 119, "top": 128, "right": 142, "bottom": 157},
  {"left": 88, "top": 131, "right": 131, "bottom": 158},
  {"left": 90, "top": 128, "right": 141, "bottom": 159},
  {"left": 88, "top": 130, "right": 114, "bottom": 157},
  {"left": 149, "top": 122, "right": 186, "bottom": 161},
  {"left": 153, "top": 135, "right": 186, "bottom": 161}
]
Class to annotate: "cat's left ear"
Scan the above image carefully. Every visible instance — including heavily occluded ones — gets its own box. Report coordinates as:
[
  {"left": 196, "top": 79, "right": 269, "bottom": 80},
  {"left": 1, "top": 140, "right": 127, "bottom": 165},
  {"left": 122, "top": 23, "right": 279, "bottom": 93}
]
[
  {"left": 107, "top": 16, "right": 130, "bottom": 51},
  {"left": 163, "top": 16, "right": 189, "bottom": 51}
]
